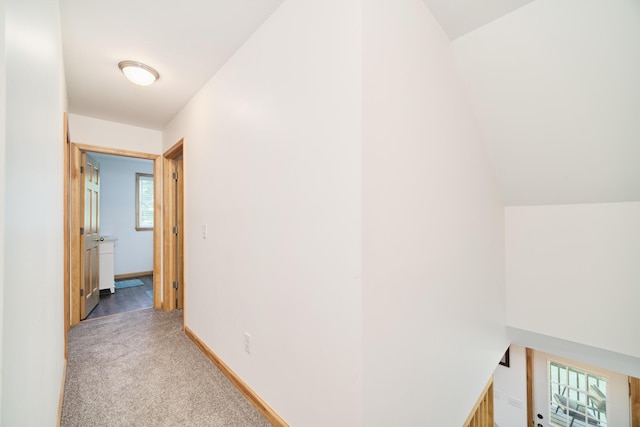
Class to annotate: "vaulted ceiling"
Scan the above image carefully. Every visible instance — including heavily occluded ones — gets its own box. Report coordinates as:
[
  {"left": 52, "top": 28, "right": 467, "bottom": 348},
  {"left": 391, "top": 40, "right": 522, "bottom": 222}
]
[
  {"left": 60, "top": 0, "right": 639, "bottom": 206},
  {"left": 60, "top": 0, "right": 533, "bottom": 130}
]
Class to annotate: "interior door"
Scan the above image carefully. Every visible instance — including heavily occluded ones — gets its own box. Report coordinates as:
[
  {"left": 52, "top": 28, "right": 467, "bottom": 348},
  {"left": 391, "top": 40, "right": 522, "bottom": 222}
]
[{"left": 80, "top": 152, "right": 101, "bottom": 319}]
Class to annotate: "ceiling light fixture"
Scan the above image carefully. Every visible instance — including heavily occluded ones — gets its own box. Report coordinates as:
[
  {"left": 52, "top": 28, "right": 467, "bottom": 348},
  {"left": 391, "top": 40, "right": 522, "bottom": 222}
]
[{"left": 118, "top": 60, "right": 160, "bottom": 86}]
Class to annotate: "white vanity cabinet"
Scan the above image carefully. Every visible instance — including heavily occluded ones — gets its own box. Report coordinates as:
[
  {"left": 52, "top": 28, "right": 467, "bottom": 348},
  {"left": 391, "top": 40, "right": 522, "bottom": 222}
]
[{"left": 99, "top": 237, "right": 117, "bottom": 293}]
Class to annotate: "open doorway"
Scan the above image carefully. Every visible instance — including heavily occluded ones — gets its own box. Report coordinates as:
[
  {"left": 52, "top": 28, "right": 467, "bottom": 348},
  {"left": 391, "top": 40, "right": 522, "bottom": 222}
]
[
  {"left": 67, "top": 143, "right": 162, "bottom": 327},
  {"left": 83, "top": 152, "right": 155, "bottom": 319}
]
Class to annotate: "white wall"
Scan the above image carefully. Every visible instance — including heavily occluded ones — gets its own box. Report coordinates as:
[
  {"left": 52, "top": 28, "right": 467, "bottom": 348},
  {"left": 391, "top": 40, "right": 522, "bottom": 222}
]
[
  {"left": 506, "top": 202, "right": 640, "bottom": 361},
  {"left": 69, "top": 113, "right": 162, "bottom": 155},
  {"left": 361, "top": 0, "right": 507, "bottom": 425},
  {"left": 0, "top": 0, "right": 6, "bottom": 412},
  {"left": 493, "top": 345, "right": 527, "bottom": 427},
  {"left": 92, "top": 154, "right": 154, "bottom": 275},
  {"left": 2, "top": 0, "right": 67, "bottom": 424},
  {"left": 453, "top": 0, "right": 640, "bottom": 206},
  {"left": 163, "top": 0, "right": 362, "bottom": 425}
]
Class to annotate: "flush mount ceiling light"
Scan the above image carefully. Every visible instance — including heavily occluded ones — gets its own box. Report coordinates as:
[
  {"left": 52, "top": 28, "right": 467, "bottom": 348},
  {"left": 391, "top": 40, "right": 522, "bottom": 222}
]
[{"left": 118, "top": 60, "right": 159, "bottom": 86}]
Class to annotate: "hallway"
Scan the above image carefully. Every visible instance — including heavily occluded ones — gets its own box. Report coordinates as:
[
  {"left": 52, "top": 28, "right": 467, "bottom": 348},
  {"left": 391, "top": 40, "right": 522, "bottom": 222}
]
[{"left": 62, "top": 308, "right": 270, "bottom": 426}]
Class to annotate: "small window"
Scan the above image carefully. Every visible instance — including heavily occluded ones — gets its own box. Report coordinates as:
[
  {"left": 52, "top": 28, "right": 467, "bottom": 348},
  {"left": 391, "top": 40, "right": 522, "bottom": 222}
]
[
  {"left": 136, "top": 173, "right": 154, "bottom": 230},
  {"left": 549, "top": 360, "right": 608, "bottom": 427}
]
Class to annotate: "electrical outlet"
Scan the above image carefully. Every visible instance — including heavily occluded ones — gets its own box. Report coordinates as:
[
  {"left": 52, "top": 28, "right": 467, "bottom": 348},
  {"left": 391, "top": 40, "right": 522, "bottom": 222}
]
[
  {"left": 244, "top": 332, "right": 251, "bottom": 354},
  {"left": 202, "top": 223, "right": 207, "bottom": 239}
]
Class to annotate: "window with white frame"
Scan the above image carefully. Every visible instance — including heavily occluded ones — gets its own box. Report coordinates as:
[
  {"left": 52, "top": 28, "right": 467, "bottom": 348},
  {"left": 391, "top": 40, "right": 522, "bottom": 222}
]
[
  {"left": 549, "top": 360, "right": 608, "bottom": 427},
  {"left": 136, "top": 173, "right": 154, "bottom": 230}
]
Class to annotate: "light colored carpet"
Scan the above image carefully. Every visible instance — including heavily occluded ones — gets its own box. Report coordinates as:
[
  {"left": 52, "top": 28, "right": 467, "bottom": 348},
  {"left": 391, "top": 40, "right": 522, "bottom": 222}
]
[
  {"left": 114, "top": 278, "right": 144, "bottom": 289},
  {"left": 61, "top": 308, "right": 271, "bottom": 427}
]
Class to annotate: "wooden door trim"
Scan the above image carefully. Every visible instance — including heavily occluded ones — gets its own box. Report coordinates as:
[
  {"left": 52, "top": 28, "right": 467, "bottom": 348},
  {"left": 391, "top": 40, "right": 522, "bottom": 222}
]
[
  {"left": 526, "top": 347, "right": 534, "bottom": 427},
  {"left": 177, "top": 157, "right": 184, "bottom": 309},
  {"left": 73, "top": 143, "right": 158, "bottom": 160},
  {"left": 162, "top": 156, "right": 176, "bottom": 311},
  {"left": 68, "top": 143, "right": 162, "bottom": 326},
  {"left": 164, "top": 139, "right": 184, "bottom": 159},
  {"left": 185, "top": 326, "right": 289, "bottom": 427},
  {"left": 70, "top": 144, "right": 82, "bottom": 325},
  {"left": 632, "top": 376, "right": 640, "bottom": 427},
  {"left": 162, "top": 138, "right": 184, "bottom": 159},
  {"left": 153, "top": 156, "right": 162, "bottom": 309},
  {"left": 162, "top": 138, "right": 184, "bottom": 312}
]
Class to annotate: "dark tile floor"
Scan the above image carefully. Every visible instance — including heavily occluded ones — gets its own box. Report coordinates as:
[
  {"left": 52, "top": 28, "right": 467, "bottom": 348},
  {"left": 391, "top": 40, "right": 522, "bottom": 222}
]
[{"left": 86, "top": 275, "right": 153, "bottom": 320}]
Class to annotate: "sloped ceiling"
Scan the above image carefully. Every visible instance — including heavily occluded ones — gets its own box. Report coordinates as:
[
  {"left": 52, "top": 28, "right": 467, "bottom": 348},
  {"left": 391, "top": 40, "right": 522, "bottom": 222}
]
[
  {"left": 422, "top": 0, "right": 534, "bottom": 39},
  {"left": 60, "top": 0, "right": 531, "bottom": 130},
  {"left": 61, "top": 0, "right": 284, "bottom": 130},
  {"left": 453, "top": 0, "right": 640, "bottom": 205},
  {"left": 61, "top": 0, "right": 638, "bottom": 206}
]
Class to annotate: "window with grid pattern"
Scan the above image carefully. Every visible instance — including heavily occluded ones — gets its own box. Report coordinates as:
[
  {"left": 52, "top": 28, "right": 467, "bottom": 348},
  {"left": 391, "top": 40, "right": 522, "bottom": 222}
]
[{"left": 549, "top": 360, "right": 608, "bottom": 427}]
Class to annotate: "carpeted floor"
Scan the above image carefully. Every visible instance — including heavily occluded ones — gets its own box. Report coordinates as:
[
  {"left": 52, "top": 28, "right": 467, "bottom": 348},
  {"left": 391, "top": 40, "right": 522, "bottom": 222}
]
[{"left": 61, "top": 308, "right": 271, "bottom": 427}]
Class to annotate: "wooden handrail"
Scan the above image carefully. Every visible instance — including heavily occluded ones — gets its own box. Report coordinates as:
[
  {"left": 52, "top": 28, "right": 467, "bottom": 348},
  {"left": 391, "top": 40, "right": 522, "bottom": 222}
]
[{"left": 463, "top": 377, "right": 494, "bottom": 427}]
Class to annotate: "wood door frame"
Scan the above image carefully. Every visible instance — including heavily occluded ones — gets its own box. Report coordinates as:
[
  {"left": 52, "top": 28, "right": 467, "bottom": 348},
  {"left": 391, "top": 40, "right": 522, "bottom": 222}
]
[
  {"left": 526, "top": 347, "right": 533, "bottom": 427},
  {"left": 162, "top": 138, "right": 184, "bottom": 312},
  {"left": 632, "top": 377, "right": 640, "bottom": 427},
  {"left": 67, "top": 143, "right": 162, "bottom": 327}
]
